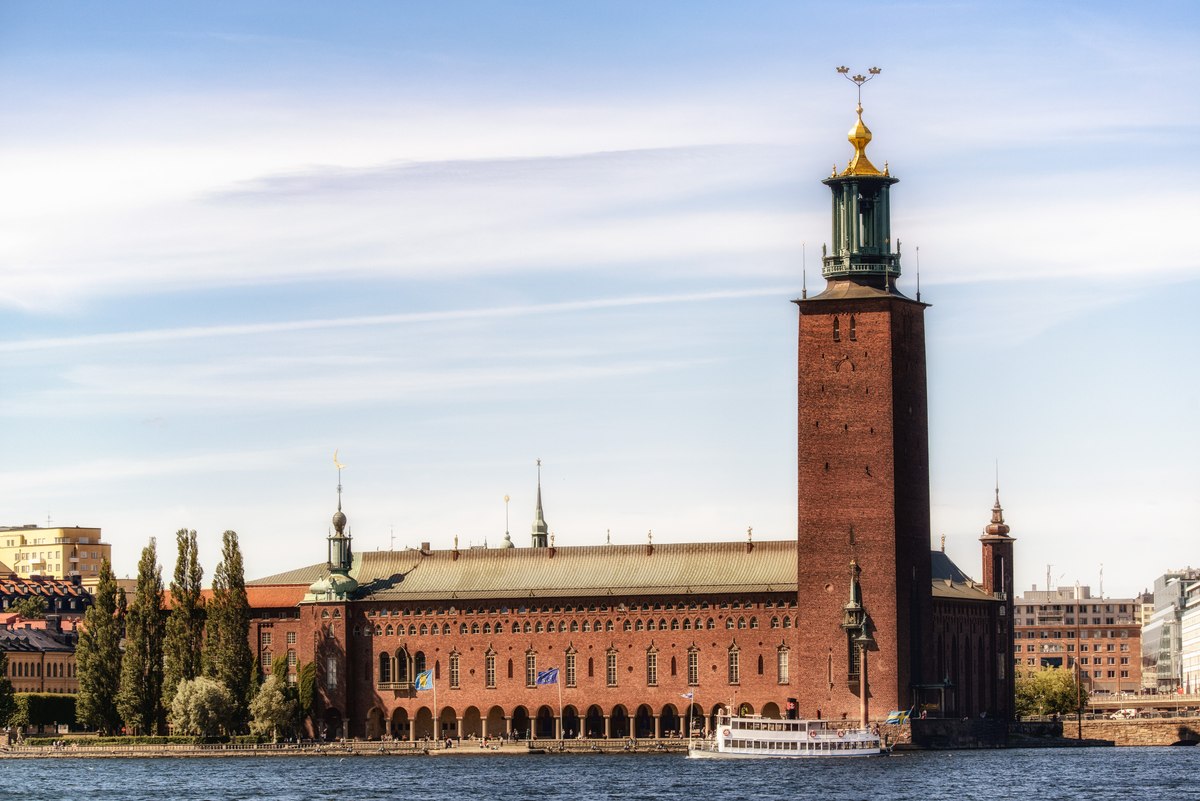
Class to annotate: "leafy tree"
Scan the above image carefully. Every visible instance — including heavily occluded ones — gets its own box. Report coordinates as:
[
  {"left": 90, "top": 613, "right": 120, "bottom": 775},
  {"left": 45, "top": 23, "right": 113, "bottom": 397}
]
[
  {"left": 1015, "top": 666, "right": 1089, "bottom": 717},
  {"left": 205, "top": 530, "right": 253, "bottom": 730},
  {"left": 249, "top": 674, "right": 296, "bottom": 741},
  {"left": 163, "top": 529, "right": 205, "bottom": 707},
  {"left": 75, "top": 559, "right": 123, "bottom": 734},
  {"left": 0, "top": 653, "right": 14, "bottom": 726},
  {"left": 118, "top": 539, "right": 166, "bottom": 735},
  {"left": 169, "top": 676, "right": 235, "bottom": 737},
  {"left": 11, "top": 595, "right": 47, "bottom": 619}
]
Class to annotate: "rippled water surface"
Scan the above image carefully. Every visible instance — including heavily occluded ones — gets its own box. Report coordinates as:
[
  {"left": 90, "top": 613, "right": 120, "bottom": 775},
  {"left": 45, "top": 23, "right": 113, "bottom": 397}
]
[{"left": 7, "top": 748, "right": 1198, "bottom": 801}]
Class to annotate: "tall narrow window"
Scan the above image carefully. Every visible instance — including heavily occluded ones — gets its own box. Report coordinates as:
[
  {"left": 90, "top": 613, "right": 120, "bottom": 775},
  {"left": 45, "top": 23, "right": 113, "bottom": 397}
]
[
  {"left": 526, "top": 651, "right": 537, "bottom": 687},
  {"left": 687, "top": 648, "right": 699, "bottom": 686},
  {"left": 565, "top": 650, "right": 577, "bottom": 688},
  {"left": 833, "top": 317, "right": 841, "bottom": 342},
  {"left": 646, "top": 649, "right": 658, "bottom": 687},
  {"left": 606, "top": 649, "right": 618, "bottom": 687},
  {"left": 728, "top": 647, "right": 740, "bottom": 685},
  {"left": 485, "top": 651, "right": 496, "bottom": 688},
  {"left": 325, "top": 656, "right": 338, "bottom": 690},
  {"left": 378, "top": 652, "right": 391, "bottom": 684},
  {"left": 777, "top": 648, "right": 789, "bottom": 684},
  {"left": 849, "top": 315, "right": 857, "bottom": 341},
  {"left": 449, "top": 652, "right": 461, "bottom": 689}
]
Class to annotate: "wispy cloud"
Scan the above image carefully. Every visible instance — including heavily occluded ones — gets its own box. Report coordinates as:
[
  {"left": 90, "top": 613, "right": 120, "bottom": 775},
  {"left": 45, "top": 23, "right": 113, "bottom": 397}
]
[{"left": 0, "top": 286, "right": 790, "bottom": 353}]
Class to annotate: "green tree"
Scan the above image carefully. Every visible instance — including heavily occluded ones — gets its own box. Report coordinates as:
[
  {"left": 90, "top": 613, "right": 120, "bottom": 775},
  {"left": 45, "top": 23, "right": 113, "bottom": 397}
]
[
  {"left": 249, "top": 674, "right": 297, "bottom": 741},
  {"left": 205, "top": 530, "right": 253, "bottom": 731},
  {"left": 163, "top": 529, "right": 205, "bottom": 707},
  {"left": 1015, "top": 666, "right": 1089, "bottom": 717},
  {"left": 75, "top": 559, "right": 123, "bottom": 734},
  {"left": 169, "top": 676, "right": 235, "bottom": 737},
  {"left": 118, "top": 539, "right": 166, "bottom": 735},
  {"left": 11, "top": 595, "right": 47, "bottom": 619},
  {"left": 0, "top": 653, "right": 15, "bottom": 726}
]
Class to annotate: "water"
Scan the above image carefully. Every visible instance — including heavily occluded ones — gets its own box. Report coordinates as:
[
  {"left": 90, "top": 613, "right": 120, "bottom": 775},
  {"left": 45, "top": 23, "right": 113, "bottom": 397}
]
[{"left": 4, "top": 748, "right": 1197, "bottom": 801}]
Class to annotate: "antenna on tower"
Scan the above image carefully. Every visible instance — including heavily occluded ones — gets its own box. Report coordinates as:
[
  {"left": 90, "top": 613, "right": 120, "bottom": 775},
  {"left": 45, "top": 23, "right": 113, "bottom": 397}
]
[
  {"left": 389, "top": 524, "right": 395, "bottom": 552},
  {"left": 915, "top": 246, "right": 922, "bottom": 302},
  {"left": 1099, "top": 564, "right": 1104, "bottom": 599},
  {"left": 801, "top": 241, "right": 808, "bottom": 299}
]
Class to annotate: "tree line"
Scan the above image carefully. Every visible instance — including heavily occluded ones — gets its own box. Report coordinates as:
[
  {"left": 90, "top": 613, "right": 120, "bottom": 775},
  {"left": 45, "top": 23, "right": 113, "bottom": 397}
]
[{"left": 63, "top": 529, "right": 313, "bottom": 739}]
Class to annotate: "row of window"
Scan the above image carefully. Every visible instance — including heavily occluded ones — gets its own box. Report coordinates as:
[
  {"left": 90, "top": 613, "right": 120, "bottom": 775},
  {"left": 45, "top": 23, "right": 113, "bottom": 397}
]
[
  {"left": 3, "top": 659, "right": 74, "bottom": 678},
  {"left": 259, "top": 631, "right": 297, "bottom": 647},
  {"left": 1018, "top": 659, "right": 1130, "bottom": 679},
  {"left": 260, "top": 649, "right": 299, "bottom": 671},
  {"left": 1016, "top": 642, "right": 1130, "bottom": 653},
  {"left": 358, "top": 616, "right": 794, "bottom": 638},
  {"left": 1020, "top": 629, "right": 1132, "bottom": 639},
  {"left": 365, "top": 600, "right": 797, "bottom": 618},
  {"left": 375, "top": 647, "right": 791, "bottom": 690}
]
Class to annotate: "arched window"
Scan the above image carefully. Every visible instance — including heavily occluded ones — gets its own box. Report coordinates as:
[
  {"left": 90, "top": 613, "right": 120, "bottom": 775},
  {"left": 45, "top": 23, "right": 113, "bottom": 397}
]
[
  {"left": 623, "top": 620, "right": 633, "bottom": 632},
  {"left": 570, "top": 620, "right": 579, "bottom": 632},
  {"left": 849, "top": 315, "right": 857, "bottom": 341},
  {"left": 535, "top": 622, "right": 544, "bottom": 633},
  {"left": 670, "top": 655, "right": 678, "bottom": 676},
  {"left": 659, "top": 618, "right": 668, "bottom": 630},
  {"left": 777, "top": 647, "right": 790, "bottom": 684},
  {"left": 419, "top": 623, "right": 428, "bottom": 635},
  {"left": 606, "top": 620, "right": 615, "bottom": 632},
  {"left": 459, "top": 623, "right": 468, "bottom": 635},
  {"left": 635, "top": 619, "right": 644, "bottom": 632},
  {"left": 414, "top": 651, "right": 427, "bottom": 675},
  {"left": 581, "top": 621, "right": 591, "bottom": 632},
  {"left": 379, "top": 652, "right": 391, "bottom": 684},
  {"left": 725, "top": 618, "right": 735, "bottom": 630},
  {"left": 483, "top": 622, "right": 492, "bottom": 634},
  {"left": 682, "top": 618, "right": 692, "bottom": 631},
  {"left": 442, "top": 623, "right": 451, "bottom": 635},
  {"left": 706, "top": 618, "right": 716, "bottom": 630},
  {"left": 737, "top": 617, "right": 747, "bottom": 629},
  {"left": 770, "top": 616, "right": 780, "bottom": 629},
  {"left": 385, "top": 624, "right": 394, "bottom": 636},
  {"left": 511, "top": 622, "right": 520, "bottom": 634},
  {"left": 833, "top": 317, "right": 841, "bottom": 342},
  {"left": 507, "top": 659, "right": 514, "bottom": 680},
  {"left": 645, "top": 619, "right": 655, "bottom": 631},
  {"left": 449, "top": 652, "right": 461, "bottom": 689},
  {"left": 471, "top": 623, "right": 480, "bottom": 634},
  {"left": 523, "top": 621, "right": 532, "bottom": 633},
  {"left": 671, "top": 618, "right": 680, "bottom": 631},
  {"left": 782, "top": 616, "right": 792, "bottom": 629},
  {"left": 757, "top": 654, "right": 764, "bottom": 675},
  {"left": 728, "top": 647, "right": 740, "bottom": 685},
  {"left": 749, "top": 617, "right": 758, "bottom": 630}
]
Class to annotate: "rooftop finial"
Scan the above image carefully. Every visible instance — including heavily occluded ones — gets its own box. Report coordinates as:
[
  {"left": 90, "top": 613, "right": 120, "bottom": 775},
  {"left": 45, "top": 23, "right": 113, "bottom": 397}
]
[
  {"left": 531, "top": 459, "right": 549, "bottom": 547},
  {"left": 333, "top": 449, "right": 346, "bottom": 512},
  {"left": 801, "top": 241, "right": 808, "bottom": 299},
  {"left": 835, "top": 66, "right": 883, "bottom": 177}
]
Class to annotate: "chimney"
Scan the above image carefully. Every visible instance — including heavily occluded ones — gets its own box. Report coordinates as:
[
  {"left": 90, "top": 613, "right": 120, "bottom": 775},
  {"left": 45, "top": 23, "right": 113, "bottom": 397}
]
[{"left": 45, "top": 614, "right": 62, "bottom": 634}]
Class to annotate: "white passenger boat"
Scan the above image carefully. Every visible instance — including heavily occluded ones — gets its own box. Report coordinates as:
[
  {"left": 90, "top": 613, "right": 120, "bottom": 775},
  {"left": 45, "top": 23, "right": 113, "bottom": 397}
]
[{"left": 686, "top": 714, "right": 883, "bottom": 759}]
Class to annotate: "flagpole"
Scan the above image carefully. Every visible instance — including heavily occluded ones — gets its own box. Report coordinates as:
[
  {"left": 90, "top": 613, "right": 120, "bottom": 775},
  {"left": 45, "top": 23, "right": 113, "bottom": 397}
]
[
  {"left": 433, "top": 667, "right": 438, "bottom": 743},
  {"left": 557, "top": 676, "right": 563, "bottom": 741}
]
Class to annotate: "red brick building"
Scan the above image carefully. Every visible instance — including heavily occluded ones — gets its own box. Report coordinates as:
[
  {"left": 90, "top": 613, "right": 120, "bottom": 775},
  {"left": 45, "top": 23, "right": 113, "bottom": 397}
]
[{"left": 243, "top": 92, "right": 1016, "bottom": 740}]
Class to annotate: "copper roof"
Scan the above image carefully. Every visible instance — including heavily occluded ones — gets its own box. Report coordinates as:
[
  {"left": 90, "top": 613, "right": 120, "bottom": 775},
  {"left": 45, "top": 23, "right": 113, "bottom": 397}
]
[{"left": 248, "top": 541, "right": 995, "bottom": 606}]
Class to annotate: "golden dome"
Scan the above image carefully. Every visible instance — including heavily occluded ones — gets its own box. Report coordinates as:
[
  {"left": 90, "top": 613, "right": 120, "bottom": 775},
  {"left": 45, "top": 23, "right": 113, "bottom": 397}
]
[{"left": 842, "top": 103, "right": 881, "bottom": 177}]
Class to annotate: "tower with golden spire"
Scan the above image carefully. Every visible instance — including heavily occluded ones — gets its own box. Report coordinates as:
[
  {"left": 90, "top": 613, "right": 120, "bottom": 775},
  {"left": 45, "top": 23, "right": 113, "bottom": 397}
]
[{"left": 794, "top": 66, "right": 933, "bottom": 721}]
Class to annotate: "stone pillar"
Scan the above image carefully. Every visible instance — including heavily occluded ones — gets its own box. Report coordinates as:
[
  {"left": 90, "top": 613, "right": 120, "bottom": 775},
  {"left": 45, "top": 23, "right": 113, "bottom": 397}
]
[
  {"left": 409, "top": 715, "right": 416, "bottom": 743},
  {"left": 481, "top": 717, "right": 488, "bottom": 740},
  {"left": 653, "top": 714, "right": 661, "bottom": 739},
  {"left": 555, "top": 716, "right": 562, "bottom": 739},
  {"left": 505, "top": 716, "right": 513, "bottom": 736},
  {"left": 456, "top": 716, "right": 463, "bottom": 739},
  {"left": 603, "top": 715, "right": 611, "bottom": 739}
]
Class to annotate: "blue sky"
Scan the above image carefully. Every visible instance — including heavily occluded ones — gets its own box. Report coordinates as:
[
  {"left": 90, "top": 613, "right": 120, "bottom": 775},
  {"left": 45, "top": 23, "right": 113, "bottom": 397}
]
[{"left": 2, "top": 1, "right": 1197, "bottom": 598}]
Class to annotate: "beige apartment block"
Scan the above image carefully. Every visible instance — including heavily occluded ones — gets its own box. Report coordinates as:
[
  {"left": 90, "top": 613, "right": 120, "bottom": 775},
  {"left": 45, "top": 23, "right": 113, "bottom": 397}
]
[{"left": 0, "top": 526, "right": 111, "bottom": 585}]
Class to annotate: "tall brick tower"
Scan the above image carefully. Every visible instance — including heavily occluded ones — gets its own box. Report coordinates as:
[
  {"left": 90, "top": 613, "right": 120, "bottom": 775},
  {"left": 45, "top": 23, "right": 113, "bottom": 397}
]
[
  {"left": 794, "top": 71, "right": 932, "bottom": 720},
  {"left": 980, "top": 487, "right": 1016, "bottom": 719}
]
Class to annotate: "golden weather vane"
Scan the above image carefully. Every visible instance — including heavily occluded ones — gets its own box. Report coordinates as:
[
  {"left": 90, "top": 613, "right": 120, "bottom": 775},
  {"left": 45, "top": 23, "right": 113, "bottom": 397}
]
[{"left": 836, "top": 65, "right": 882, "bottom": 105}]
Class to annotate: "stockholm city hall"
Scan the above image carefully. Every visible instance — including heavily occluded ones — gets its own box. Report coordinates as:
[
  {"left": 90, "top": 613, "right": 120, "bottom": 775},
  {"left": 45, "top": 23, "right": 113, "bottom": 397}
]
[{"left": 245, "top": 77, "right": 1017, "bottom": 741}]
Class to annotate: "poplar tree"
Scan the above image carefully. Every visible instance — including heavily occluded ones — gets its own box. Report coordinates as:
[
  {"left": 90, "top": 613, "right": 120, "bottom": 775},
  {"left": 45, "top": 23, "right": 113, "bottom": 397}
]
[
  {"left": 205, "top": 530, "right": 254, "bottom": 730},
  {"left": 163, "top": 529, "right": 205, "bottom": 706},
  {"left": 75, "top": 559, "right": 123, "bottom": 734},
  {"left": 118, "top": 538, "right": 166, "bottom": 735}
]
